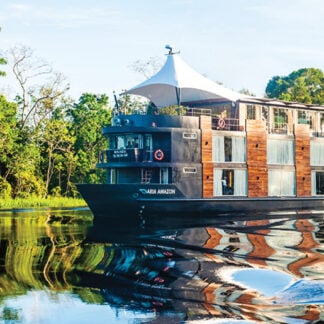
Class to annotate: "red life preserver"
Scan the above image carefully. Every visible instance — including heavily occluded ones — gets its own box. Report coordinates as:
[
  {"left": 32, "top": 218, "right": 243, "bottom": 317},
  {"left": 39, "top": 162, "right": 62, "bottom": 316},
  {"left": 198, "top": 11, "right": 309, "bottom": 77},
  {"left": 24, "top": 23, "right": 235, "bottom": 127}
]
[
  {"left": 218, "top": 118, "right": 225, "bottom": 129},
  {"left": 154, "top": 149, "right": 164, "bottom": 161}
]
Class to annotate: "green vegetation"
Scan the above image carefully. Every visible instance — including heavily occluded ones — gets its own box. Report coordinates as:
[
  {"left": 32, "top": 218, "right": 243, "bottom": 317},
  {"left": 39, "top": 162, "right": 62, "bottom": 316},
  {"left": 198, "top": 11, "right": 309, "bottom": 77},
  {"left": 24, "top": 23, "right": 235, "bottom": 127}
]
[
  {"left": 0, "top": 196, "right": 87, "bottom": 209},
  {"left": 266, "top": 68, "right": 324, "bottom": 104}
]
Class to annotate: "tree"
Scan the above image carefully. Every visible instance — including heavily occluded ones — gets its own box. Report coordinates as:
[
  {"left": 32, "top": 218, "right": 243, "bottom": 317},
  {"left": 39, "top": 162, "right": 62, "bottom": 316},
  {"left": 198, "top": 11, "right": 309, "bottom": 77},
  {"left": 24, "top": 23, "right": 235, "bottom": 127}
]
[
  {"left": 239, "top": 88, "right": 256, "bottom": 97},
  {"left": 129, "top": 56, "right": 162, "bottom": 79},
  {"left": 68, "top": 93, "right": 112, "bottom": 185},
  {"left": 0, "top": 57, "right": 7, "bottom": 77},
  {"left": 0, "top": 95, "right": 17, "bottom": 198},
  {"left": 8, "top": 45, "right": 69, "bottom": 130},
  {"left": 265, "top": 68, "right": 324, "bottom": 105},
  {"left": 41, "top": 117, "right": 75, "bottom": 197},
  {"left": 115, "top": 91, "right": 148, "bottom": 115},
  {"left": 0, "top": 27, "right": 7, "bottom": 77}
]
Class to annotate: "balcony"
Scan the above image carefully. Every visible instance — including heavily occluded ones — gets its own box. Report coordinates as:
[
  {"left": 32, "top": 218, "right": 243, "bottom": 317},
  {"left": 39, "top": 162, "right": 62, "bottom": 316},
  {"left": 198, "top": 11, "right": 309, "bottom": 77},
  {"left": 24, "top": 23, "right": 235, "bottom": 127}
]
[
  {"left": 212, "top": 117, "right": 241, "bottom": 131},
  {"left": 98, "top": 148, "right": 170, "bottom": 163}
]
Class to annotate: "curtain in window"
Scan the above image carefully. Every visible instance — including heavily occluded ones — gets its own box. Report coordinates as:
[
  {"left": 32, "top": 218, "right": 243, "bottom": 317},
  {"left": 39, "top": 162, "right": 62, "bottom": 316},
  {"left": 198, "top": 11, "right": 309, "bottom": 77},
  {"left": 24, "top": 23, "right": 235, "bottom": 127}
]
[
  {"left": 213, "top": 136, "right": 225, "bottom": 162},
  {"left": 234, "top": 169, "right": 247, "bottom": 196},
  {"left": 213, "top": 169, "right": 223, "bottom": 196},
  {"left": 310, "top": 141, "right": 324, "bottom": 166},
  {"left": 268, "top": 170, "right": 295, "bottom": 196},
  {"left": 232, "top": 137, "right": 246, "bottom": 162},
  {"left": 311, "top": 171, "right": 316, "bottom": 195},
  {"left": 267, "top": 139, "right": 294, "bottom": 164}
]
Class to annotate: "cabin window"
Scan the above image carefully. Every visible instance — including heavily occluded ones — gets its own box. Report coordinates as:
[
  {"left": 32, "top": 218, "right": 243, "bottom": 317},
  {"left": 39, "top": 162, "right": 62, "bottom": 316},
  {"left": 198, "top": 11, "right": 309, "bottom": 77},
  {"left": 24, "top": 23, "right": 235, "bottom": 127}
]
[
  {"left": 183, "top": 167, "right": 197, "bottom": 173},
  {"left": 213, "top": 169, "right": 247, "bottom": 196},
  {"left": 267, "top": 139, "right": 294, "bottom": 165},
  {"left": 310, "top": 141, "right": 324, "bottom": 166},
  {"left": 312, "top": 171, "right": 324, "bottom": 195},
  {"left": 183, "top": 132, "right": 197, "bottom": 139},
  {"left": 213, "top": 135, "right": 246, "bottom": 162},
  {"left": 117, "top": 168, "right": 141, "bottom": 184},
  {"left": 109, "top": 134, "right": 143, "bottom": 149},
  {"left": 107, "top": 168, "right": 116, "bottom": 184},
  {"left": 141, "top": 169, "right": 153, "bottom": 184},
  {"left": 320, "top": 113, "right": 324, "bottom": 135},
  {"left": 268, "top": 170, "right": 295, "bottom": 196},
  {"left": 144, "top": 134, "right": 153, "bottom": 161},
  {"left": 247, "top": 105, "right": 256, "bottom": 120},
  {"left": 272, "top": 108, "right": 288, "bottom": 133},
  {"left": 160, "top": 168, "right": 169, "bottom": 184},
  {"left": 262, "top": 106, "right": 269, "bottom": 122},
  {"left": 298, "top": 110, "right": 313, "bottom": 127}
]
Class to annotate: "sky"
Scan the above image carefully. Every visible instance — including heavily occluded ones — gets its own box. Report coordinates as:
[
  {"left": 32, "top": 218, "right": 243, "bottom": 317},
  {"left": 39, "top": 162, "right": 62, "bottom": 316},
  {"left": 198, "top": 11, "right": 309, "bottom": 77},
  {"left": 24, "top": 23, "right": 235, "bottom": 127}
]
[{"left": 1, "top": 0, "right": 324, "bottom": 103}]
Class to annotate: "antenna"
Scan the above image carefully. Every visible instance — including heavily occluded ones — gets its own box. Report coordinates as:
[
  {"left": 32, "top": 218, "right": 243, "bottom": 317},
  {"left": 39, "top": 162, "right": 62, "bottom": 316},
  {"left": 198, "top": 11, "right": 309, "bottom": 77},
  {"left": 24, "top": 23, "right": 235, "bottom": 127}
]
[{"left": 165, "top": 44, "right": 180, "bottom": 55}]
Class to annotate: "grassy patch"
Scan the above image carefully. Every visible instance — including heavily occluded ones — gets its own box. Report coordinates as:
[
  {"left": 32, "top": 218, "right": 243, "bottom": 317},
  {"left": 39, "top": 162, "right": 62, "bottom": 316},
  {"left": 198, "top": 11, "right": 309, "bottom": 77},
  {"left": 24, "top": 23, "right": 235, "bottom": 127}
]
[{"left": 0, "top": 197, "right": 87, "bottom": 209}]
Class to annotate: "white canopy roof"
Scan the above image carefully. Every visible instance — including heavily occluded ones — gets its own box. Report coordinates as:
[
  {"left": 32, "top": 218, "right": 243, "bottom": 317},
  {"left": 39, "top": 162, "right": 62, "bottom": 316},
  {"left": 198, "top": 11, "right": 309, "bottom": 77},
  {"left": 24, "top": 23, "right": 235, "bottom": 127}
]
[{"left": 124, "top": 52, "right": 248, "bottom": 108}]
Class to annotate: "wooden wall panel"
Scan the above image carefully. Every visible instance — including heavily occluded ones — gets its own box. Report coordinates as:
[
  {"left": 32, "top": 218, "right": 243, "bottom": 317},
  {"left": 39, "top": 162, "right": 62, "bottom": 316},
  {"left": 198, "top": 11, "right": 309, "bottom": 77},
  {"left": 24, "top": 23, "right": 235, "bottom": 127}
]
[
  {"left": 202, "top": 162, "right": 214, "bottom": 198},
  {"left": 201, "top": 130, "right": 213, "bottom": 162},
  {"left": 246, "top": 120, "right": 268, "bottom": 197},
  {"left": 200, "top": 116, "right": 213, "bottom": 198},
  {"left": 200, "top": 115, "right": 212, "bottom": 129},
  {"left": 294, "top": 124, "right": 311, "bottom": 196}
]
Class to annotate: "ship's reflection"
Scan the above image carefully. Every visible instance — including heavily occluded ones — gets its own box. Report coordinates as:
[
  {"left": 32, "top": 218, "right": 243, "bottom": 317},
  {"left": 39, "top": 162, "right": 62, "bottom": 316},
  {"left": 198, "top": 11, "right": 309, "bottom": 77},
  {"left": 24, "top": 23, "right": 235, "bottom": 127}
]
[{"left": 0, "top": 209, "right": 322, "bottom": 323}]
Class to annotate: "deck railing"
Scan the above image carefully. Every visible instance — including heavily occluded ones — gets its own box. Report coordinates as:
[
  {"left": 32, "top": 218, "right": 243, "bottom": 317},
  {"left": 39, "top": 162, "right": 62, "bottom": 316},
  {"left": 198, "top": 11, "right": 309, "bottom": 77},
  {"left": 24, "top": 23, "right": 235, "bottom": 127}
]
[
  {"left": 266, "top": 122, "right": 293, "bottom": 135},
  {"left": 98, "top": 148, "right": 171, "bottom": 164},
  {"left": 212, "top": 117, "right": 241, "bottom": 131}
]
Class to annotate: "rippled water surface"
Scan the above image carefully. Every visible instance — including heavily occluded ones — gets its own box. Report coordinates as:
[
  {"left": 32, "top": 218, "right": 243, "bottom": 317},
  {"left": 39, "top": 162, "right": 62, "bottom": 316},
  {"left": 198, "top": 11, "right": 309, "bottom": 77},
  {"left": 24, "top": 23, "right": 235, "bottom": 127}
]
[{"left": 0, "top": 208, "right": 322, "bottom": 323}]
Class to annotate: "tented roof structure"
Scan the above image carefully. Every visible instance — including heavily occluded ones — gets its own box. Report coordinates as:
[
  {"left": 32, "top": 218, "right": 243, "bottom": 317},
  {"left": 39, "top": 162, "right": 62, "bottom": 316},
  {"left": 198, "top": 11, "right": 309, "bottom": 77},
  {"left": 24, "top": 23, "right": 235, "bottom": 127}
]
[{"left": 124, "top": 50, "right": 249, "bottom": 108}]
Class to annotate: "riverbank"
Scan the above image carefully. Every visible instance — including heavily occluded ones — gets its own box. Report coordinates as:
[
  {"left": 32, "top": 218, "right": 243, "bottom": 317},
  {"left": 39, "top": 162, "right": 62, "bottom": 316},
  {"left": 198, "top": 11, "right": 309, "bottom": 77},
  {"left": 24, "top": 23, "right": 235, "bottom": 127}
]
[{"left": 0, "top": 197, "right": 87, "bottom": 209}]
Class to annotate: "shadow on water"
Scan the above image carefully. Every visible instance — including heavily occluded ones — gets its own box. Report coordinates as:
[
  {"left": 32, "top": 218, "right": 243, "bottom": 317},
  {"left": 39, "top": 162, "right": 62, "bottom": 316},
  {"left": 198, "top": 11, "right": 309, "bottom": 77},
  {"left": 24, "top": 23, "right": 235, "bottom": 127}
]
[{"left": 0, "top": 208, "right": 323, "bottom": 323}]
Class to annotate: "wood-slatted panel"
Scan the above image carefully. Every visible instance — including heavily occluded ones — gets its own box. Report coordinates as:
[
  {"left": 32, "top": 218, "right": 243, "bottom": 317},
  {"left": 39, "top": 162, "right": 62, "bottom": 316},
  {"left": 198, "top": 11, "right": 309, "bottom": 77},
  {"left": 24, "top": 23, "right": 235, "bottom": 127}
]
[
  {"left": 200, "top": 116, "right": 213, "bottom": 197},
  {"left": 246, "top": 120, "right": 268, "bottom": 197},
  {"left": 200, "top": 115, "right": 212, "bottom": 130},
  {"left": 201, "top": 130, "right": 212, "bottom": 162},
  {"left": 294, "top": 124, "right": 311, "bottom": 196},
  {"left": 202, "top": 162, "right": 214, "bottom": 198}
]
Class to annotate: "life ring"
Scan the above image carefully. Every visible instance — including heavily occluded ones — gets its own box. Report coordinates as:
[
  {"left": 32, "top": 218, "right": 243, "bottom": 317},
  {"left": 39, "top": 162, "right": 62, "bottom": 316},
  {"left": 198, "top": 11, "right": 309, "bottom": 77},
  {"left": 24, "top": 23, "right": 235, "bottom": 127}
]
[
  {"left": 218, "top": 118, "right": 225, "bottom": 129},
  {"left": 154, "top": 149, "right": 164, "bottom": 161}
]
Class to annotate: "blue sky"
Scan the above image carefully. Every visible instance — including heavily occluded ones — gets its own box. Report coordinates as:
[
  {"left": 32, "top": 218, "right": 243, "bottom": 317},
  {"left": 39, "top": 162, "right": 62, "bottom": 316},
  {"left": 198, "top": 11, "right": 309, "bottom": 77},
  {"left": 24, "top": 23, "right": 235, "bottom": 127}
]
[{"left": 1, "top": 0, "right": 324, "bottom": 101}]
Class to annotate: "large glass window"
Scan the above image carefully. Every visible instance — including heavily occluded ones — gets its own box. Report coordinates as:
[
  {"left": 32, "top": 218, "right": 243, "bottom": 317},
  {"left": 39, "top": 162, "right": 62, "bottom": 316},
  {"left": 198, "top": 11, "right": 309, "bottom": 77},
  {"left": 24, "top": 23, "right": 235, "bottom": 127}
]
[
  {"left": 109, "top": 134, "right": 143, "bottom": 149},
  {"left": 107, "top": 168, "right": 116, "bottom": 184},
  {"left": 262, "top": 106, "right": 269, "bottom": 122},
  {"left": 267, "top": 139, "right": 295, "bottom": 164},
  {"left": 213, "top": 135, "right": 246, "bottom": 162},
  {"left": 268, "top": 170, "right": 295, "bottom": 196},
  {"left": 160, "top": 168, "right": 169, "bottom": 184},
  {"left": 312, "top": 171, "right": 324, "bottom": 195},
  {"left": 272, "top": 108, "right": 288, "bottom": 133},
  {"left": 247, "top": 105, "right": 256, "bottom": 120},
  {"left": 298, "top": 110, "right": 313, "bottom": 128},
  {"left": 310, "top": 141, "right": 324, "bottom": 166},
  {"left": 214, "top": 169, "right": 247, "bottom": 196}
]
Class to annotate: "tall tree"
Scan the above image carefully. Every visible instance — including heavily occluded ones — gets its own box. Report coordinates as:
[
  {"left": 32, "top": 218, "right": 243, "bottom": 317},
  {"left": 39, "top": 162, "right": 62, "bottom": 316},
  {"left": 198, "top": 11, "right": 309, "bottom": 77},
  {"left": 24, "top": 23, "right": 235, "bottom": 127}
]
[
  {"left": 68, "top": 93, "right": 112, "bottom": 185},
  {"left": 265, "top": 68, "right": 324, "bottom": 105},
  {"left": 0, "top": 95, "right": 17, "bottom": 198},
  {"left": 41, "top": 116, "right": 75, "bottom": 197},
  {"left": 8, "top": 45, "right": 69, "bottom": 131}
]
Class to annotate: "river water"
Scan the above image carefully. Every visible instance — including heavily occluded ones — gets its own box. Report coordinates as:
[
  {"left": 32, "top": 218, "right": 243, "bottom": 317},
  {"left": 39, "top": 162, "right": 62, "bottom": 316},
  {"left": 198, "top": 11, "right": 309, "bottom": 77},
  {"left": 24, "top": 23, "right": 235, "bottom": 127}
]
[{"left": 0, "top": 208, "right": 322, "bottom": 323}]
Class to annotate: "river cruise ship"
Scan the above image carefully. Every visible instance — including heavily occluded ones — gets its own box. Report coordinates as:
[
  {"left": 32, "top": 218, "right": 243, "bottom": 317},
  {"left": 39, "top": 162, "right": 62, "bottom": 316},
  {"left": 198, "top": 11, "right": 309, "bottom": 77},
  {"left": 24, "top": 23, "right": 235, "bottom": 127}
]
[{"left": 77, "top": 50, "right": 324, "bottom": 219}]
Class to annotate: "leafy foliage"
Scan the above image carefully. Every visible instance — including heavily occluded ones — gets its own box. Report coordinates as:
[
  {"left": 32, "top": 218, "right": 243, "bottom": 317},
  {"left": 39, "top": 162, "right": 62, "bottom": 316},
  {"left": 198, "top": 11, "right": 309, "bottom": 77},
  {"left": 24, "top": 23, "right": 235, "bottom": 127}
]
[
  {"left": 265, "top": 68, "right": 324, "bottom": 104},
  {"left": 68, "top": 93, "right": 112, "bottom": 186},
  {"left": 0, "top": 27, "right": 6, "bottom": 77}
]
